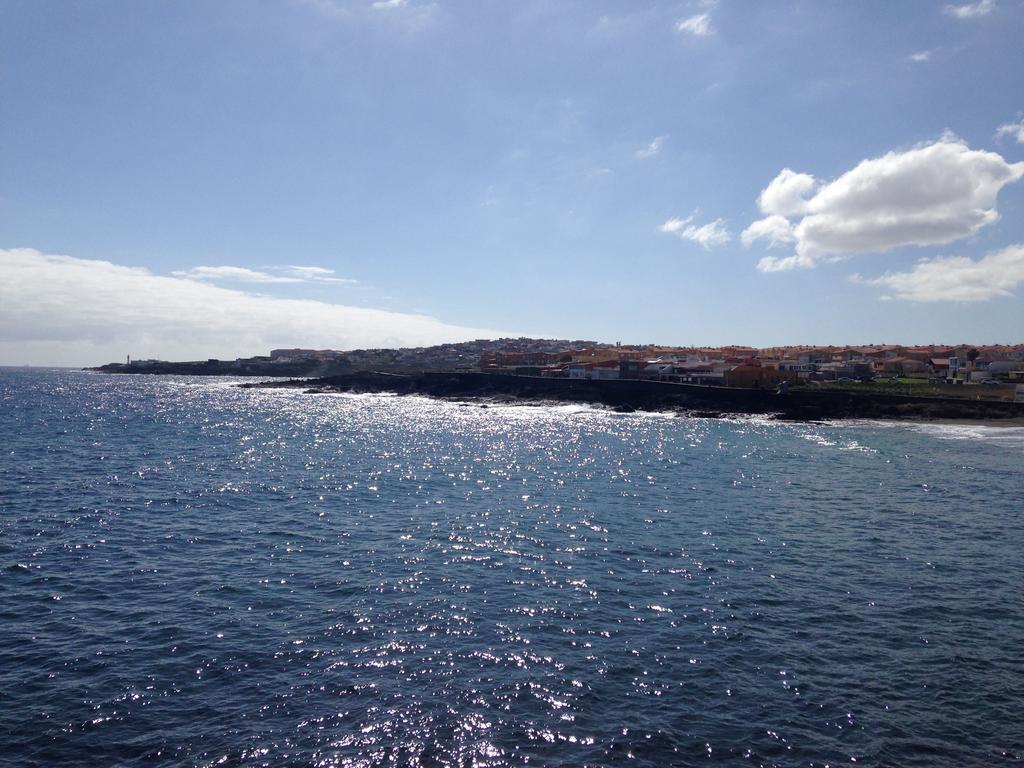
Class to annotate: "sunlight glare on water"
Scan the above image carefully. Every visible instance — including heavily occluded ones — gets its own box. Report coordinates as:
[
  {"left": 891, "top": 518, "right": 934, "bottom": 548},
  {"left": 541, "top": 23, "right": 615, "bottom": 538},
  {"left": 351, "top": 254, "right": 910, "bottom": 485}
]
[{"left": 0, "top": 370, "right": 1022, "bottom": 767}]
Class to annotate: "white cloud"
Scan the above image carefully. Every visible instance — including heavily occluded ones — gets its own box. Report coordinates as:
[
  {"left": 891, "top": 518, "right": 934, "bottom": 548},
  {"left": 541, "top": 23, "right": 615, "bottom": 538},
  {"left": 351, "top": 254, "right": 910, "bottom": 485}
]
[
  {"left": 660, "top": 215, "right": 731, "bottom": 249},
  {"left": 635, "top": 135, "right": 668, "bottom": 159},
  {"left": 171, "top": 264, "right": 357, "bottom": 285},
  {"left": 851, "top": 243, "right": 1024, "bottom": 302},
  {"left": 373, "top": 0, "right": 438, "bottom": 29},
  {"left": 908, "top": 50, "right": 932, "bottom": 63},
  {"left": 285, "top": 265, "right": 358, "bottom": 284},
  {"left": 173, "top": 266, "right": 302, "bottom": 284},
  {"left": 299, "top": 0, "right": 437, "bottom": 30},
  {"left": 756, "top": 254, "right": 807, "bottom": 273},
  {"left": 756, "top": 168, "right": 817, "bottom": 216},
  {"left": 744, "top": 137, "right": 1024, "bottom": 271},
  {"left": 944, "top": 0, "right": 996, "bottom": 18},
  {"left": 741, "top": 215, "right": 795, "bottom": 248},
  {"left": 286, "top": 265, "right": 333, "bottom": 278},
  {"left": 676, "top": 13, "right": 713, "bottom": 37},
  {"left": 0, "top": 248, "right": 504, "bottom": 366},
  {"left": 996, "top": 119, "right": 1024, "bottom": 144}
]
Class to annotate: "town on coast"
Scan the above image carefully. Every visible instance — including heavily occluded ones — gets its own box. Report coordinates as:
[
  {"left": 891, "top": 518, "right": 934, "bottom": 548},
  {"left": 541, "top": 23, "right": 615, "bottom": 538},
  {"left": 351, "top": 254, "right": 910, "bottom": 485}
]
[
  {"left": 97, "top": 338, "right": 1024, "bottom": 391},
  {"left": 92, "top": 338, "right": 1024, "bottom": 419}
]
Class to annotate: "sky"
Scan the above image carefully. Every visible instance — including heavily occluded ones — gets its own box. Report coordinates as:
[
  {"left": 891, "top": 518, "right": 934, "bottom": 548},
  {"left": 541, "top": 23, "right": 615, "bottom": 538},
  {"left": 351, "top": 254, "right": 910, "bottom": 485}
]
[{"left": 2, "top": 0, "right": 1024, "bottom": 365}]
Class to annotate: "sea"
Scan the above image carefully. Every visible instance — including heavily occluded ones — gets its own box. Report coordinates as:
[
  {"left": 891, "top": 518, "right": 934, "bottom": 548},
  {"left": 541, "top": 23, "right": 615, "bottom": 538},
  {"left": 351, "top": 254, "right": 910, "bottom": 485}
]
[{"left": 1, "top": 368, "right": 1022, "bottom": 768}]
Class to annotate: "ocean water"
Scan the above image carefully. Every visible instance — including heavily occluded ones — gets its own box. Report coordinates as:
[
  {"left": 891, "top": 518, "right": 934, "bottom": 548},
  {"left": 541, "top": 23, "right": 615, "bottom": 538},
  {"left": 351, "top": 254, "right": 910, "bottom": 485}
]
[{"left": 1, "top": 369, "right": 1022, "bottom": 768}]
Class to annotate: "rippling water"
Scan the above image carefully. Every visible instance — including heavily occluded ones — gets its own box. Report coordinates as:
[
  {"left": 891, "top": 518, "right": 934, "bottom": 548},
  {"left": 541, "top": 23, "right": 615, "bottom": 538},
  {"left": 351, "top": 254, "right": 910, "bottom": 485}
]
[{"left": 1, "top": 369, "right": 1022, "bottom": 767}]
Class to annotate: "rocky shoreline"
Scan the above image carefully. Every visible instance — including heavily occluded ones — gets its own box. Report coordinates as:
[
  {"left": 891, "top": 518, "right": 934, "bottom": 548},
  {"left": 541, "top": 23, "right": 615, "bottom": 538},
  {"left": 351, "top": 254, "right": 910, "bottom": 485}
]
[{"left": 239, "top": 371, "right": 1024, "bottom": 422}]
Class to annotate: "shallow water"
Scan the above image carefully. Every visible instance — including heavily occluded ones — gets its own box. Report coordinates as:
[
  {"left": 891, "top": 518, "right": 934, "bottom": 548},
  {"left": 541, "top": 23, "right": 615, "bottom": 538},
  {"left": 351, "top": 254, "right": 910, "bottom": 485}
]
[{"left": 1, "top": 369, "right": 1021, "bottom": 767}]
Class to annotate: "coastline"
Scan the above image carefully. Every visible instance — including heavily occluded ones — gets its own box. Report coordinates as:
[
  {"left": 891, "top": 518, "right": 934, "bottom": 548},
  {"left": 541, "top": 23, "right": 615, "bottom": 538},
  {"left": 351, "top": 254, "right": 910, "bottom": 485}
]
[{"left": 237, "top": 371, "right": 1024, "bottom": 423}]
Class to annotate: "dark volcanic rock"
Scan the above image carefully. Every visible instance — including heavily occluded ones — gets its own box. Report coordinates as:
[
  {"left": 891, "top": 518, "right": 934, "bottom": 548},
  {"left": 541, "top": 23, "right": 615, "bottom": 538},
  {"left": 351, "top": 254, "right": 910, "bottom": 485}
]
[{"left": 238, "top": 371, "right": 1024, "bottom": 422}]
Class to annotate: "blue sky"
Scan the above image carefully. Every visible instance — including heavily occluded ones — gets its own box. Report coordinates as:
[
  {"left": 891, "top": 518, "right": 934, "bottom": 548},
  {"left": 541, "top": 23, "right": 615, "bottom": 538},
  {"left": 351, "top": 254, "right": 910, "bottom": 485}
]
[{"left": 2, "top": 0, "right": 1023, "bottom": 364}]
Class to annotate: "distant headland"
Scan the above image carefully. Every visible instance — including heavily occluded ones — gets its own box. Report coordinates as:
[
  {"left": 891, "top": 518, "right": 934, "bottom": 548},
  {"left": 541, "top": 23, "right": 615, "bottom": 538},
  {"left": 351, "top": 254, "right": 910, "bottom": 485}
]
[{"left": 88, "top": 338, "right": 1024, "bottom": 421}]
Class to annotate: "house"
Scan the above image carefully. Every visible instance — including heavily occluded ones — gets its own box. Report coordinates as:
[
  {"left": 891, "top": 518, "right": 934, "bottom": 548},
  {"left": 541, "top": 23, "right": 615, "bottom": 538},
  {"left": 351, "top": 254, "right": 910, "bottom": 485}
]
[
  {"left": 619, "top": 360, "right": 643, "bottom": 379},
  {"left": 981, "top": 361, "right": 1020, "bottom": 379},
  {"left": 670, "top": 361, "right": 727, "bottom": 385},
  {"left": 778, "top": 359, "right": 815, "bottom": 373},
  {"left": 725, "top": 365, "right": 797, "bottom": 388},
  {"left": 568, "top": 363, "right": 589, "bottom": 379},
  {"left": 590, "top": 361, "right": 621, "bottom": 380},
  {"left": 814, "top": 361, "right": 873, "bottom": 381},
  {"left": 876, "top": 357, "right": 927, "bottom": 376},
  {"left": 929, "top": 357, "right": 960, "bottom": 380},
  {"left": 642, "top": 360, "right": 674, "bottom": 380},
  {"left": 566, "top": 361, "right": 620, "bottom": 380},
  {"left": 684, "top": 369, "right": 726, "bottom": 385}
]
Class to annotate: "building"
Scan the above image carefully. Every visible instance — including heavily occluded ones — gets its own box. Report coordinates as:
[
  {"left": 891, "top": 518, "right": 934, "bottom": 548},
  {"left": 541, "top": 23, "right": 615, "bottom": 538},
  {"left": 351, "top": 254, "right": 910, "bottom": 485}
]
[
  {"left": 619, "top": 360, "right": 643, "bottom": 379},
  {"left": 929, "top": 357, "right": 960, "bottom": 380},
  {"left": 724, "top": 365, "right": 797, "bottom": 388}
]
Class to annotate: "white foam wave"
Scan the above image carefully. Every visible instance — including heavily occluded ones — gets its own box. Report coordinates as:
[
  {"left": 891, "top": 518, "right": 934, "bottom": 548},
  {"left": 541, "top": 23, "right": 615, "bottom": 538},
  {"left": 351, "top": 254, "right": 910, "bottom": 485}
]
[{"left": 899, "top": 422, "right": 1024, "bottom": 449}]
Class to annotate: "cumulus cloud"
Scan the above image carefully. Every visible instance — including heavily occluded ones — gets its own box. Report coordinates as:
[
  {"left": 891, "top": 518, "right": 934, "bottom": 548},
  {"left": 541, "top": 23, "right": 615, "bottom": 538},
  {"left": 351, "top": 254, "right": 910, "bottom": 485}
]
[
  {"left": 741, "top": 215, "right": 795, "bottom": 248},
  {"left": 908, "top": 50, "right": 932, "bottom": 63},
  {"left": 660, "top": 215, "right": 731, "bottom": 249},
  {"left": 743, "top": 137, "right": 1024, "bottom": 272},
  {"left": 850, "top": 243, "right": 1024, "bottom": 302},
  {"left": 0, "top": 248, "right": 504, "bottom": 366},
  {"left": 944, "top": 0, "right": 995, "bottom": 18},
  {"left": 755, "top": 168, "right": 817, "bottom": 216},
  {"left": 996, "top": 119, "right": 1024, "bottom": 144},
  {"left": 635, "top": 135, "right": 668, "bottom": 159},
  {"left": 676, "top": 13, "right": 713, "bottom": 36}
]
